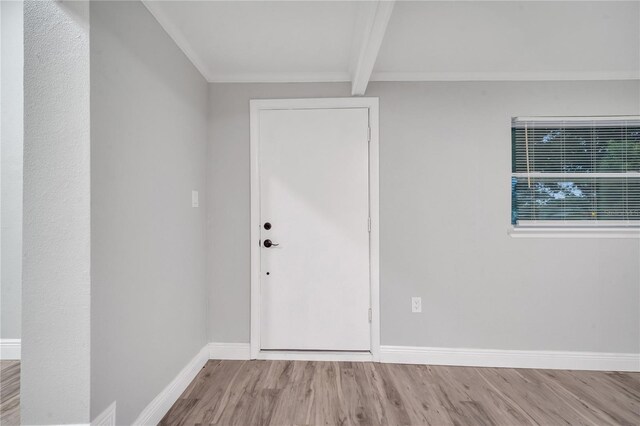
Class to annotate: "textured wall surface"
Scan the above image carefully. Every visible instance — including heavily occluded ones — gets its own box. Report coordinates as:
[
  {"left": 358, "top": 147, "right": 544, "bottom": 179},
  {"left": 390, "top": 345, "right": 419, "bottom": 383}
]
[
  {"left": 207, "top": 81, "right": 640, "bottom": 354},
  {"left": 1, "top": 0, "right": 23, "bottom": 340},
  {"left": 22, "top": 1, "right": 91, "bottom": 423},
  {"left": 90, "top": 1, "right": 209, "bottom": 423}
]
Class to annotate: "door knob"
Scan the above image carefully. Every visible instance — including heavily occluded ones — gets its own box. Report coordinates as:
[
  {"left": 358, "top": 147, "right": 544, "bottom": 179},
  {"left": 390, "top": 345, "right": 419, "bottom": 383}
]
[{"left": 263, "top": 239, "right": 279, "bottom": 248}]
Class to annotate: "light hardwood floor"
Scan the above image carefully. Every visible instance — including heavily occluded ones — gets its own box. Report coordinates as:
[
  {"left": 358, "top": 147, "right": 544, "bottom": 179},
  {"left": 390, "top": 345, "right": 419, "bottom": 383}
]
[
  {"left": 0, "top": 361, "right": 20, "bottom": 426},
  {"left": 161, "top": 360, "right": 640, "bottom": 426}
]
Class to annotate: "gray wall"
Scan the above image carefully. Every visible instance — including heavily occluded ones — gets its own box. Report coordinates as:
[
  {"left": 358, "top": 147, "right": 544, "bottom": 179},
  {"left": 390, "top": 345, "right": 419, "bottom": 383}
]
[
  {"left": 1, "top": 0, "right": 23, "bottom": 340},
  {"left": 208, "top": 81, "right": 640, "bottom": 354},
  {"left": 22, "top": 1, "right": 91, "bottom": 423},
  {"left": 90, "top": 1, "right": 208, "bottom": 424}
]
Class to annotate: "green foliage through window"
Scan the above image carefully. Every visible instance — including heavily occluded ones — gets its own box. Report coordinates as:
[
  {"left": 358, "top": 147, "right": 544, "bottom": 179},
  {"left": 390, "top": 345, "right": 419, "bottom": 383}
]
[{"left": 511, "top": 117, "right": 640, "bottom": 226}]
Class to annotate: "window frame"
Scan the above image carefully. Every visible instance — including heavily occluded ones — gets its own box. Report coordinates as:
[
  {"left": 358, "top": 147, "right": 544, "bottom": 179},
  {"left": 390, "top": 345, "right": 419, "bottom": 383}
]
[{"left": 509, "top": 115, "right": 640, "bottom": 238}]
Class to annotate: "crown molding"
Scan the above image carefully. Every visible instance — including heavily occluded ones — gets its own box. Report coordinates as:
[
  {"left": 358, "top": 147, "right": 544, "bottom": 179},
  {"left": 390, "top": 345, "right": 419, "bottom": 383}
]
[
  {"left": 142, "top": 0, "right": 213, "bottom": 82},
  {"left": 207, "top": 71, "right": 351, "bottom": 83},
  {"left": 141, "top": 1, "right": 638, "bottom": 85},
  {"left": 206, "top": 70, "right": 639, "bottom": 84},
  {"left": 370, "top": 70, "right": 640, "bottom": 82}
]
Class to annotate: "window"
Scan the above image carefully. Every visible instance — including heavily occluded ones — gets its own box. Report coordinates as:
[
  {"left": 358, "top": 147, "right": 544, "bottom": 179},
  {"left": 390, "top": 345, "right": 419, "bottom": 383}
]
[{"left": 511, "top": 116, "right": 640, "bottom": 232}]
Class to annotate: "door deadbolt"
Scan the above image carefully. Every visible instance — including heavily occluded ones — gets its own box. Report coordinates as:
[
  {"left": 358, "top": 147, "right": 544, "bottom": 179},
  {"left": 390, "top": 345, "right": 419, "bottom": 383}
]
[{"left": 264, "top": 222, "right": 272, "bottom": 230}]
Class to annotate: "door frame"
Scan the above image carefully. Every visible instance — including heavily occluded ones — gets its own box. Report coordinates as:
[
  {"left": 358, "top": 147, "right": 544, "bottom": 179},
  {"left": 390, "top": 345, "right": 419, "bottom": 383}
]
[{"left": 249, "top": 97, "right": 380, "bottom": 361}]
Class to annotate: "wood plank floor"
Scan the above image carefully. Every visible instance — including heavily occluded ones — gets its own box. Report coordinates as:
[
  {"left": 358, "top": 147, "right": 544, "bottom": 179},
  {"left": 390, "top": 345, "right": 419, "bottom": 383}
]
[
  {"left": 161, "top": 360, "right": 640, "bottom": 426},
  {"left": 0, "top": 361, "right": 20, "bottom": 426}
]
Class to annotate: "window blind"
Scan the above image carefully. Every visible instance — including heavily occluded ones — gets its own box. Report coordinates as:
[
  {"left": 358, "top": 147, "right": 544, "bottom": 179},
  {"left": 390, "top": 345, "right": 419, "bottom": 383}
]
[{"left": 511, "top": 116, "right": 640, "bottom": 226}]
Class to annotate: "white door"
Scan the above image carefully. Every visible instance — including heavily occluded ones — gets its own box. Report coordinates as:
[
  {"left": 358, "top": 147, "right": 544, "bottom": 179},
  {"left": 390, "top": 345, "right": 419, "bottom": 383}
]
[{"left": 258, "top": 107, "right": 371, "bottom": 351}]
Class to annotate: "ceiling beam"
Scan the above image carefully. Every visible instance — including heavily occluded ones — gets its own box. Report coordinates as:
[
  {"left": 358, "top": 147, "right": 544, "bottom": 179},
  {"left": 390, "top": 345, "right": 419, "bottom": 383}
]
[{"left": 350, "top": 1, "right": 396, "bottom": 96}]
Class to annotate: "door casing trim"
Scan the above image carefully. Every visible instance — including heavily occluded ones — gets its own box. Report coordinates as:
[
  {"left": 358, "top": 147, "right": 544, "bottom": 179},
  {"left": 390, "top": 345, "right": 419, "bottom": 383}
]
[{"left": 249, "top": 97, "right": 380, "bottom": 361}]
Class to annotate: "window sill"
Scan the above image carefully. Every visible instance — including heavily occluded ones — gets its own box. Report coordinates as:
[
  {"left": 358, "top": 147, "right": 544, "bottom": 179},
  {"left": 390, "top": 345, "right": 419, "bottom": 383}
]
[{"left": 509, "top": 227, "right": 640, "bottom": 239}]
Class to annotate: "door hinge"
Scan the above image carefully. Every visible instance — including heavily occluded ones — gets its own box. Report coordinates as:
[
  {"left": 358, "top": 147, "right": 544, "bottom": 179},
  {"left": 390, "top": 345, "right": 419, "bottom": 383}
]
[
  {"left": 368, "top": 217, "right": 371, "bottom": 232},
  {"left": 368, "top": 308, "right": 372, "bottom": 323}
]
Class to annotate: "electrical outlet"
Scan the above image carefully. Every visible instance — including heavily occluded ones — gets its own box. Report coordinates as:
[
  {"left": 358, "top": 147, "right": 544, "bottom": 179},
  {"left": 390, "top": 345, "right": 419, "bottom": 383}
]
[{"left": 411, "top": 297, "right": 422, "bottom": 313}]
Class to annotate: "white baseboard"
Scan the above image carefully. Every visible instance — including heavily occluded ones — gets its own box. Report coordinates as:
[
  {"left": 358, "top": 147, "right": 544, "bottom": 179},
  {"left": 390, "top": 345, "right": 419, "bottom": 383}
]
[
  {"left": 256, "top": 350, "right": 373, "bottom": 362},
  {"left": 208, "top": 342, "right": 251, "bottom": 360},
  {"left": 92, "top": 401, "right": 116, "bottom": 426},
  {"left": 133, "top": 345, "right": 209, "bottom": 426},
  {"left": 208, "top": 343, "right": 372, "bottom": 362},
  {"left": 380, "top": 345, "right": 640, "bottom": 372},
  {"left": 205, "top": 342, "right": 639, "bottom": 372},
  {"left": 0, "top": 339, "right": 21, "bottom": 360}
]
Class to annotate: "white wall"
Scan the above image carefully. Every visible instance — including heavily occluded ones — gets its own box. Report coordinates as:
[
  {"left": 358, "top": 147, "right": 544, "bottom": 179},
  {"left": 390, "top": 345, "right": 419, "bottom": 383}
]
[
  {"left": 90, "top": 1, "right": 209, "bottom": 424},
  {"left": 22, "top": 1, "right": 91, "bottom": 423},
  {"left": 207, "top": 81, "right": 640, "bottom": 354},
  {"left": 1, "top": 0, "right": 23, "bottom": 341}
]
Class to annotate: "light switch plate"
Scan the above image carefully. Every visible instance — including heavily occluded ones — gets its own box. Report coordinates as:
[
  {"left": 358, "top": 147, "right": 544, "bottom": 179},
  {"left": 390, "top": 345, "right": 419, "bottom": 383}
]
[{"left": 192, "top": 190, "right": 199, "bottom": 208}]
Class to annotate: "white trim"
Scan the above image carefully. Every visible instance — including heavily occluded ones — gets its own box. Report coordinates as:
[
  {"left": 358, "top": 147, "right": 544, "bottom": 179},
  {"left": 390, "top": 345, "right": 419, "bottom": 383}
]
[
  {"left": 166, "top": 69, "right": 640, "bottom": 84},
  {"left": 514, "top": 115, "right": 640, "bottom": 122},
  {"left": 91, "top": 401, "right": 116, "bottom": 426},
  {"left": 380, "top": 345, "right": 640, "bottom": 372},
  {"left": 206, "top": 343, "right": 375, "bottom": 362},
  {"left": 250, "top": 97, "right": 380, "bottom": 111},
  {"left": 179, "top": 69, "right": 640, "bottom": 84},
  {"left": 133, "top": 345, "right": 209, "bottom": 426},
  {"left": 141, "top": 1, "right": 212, "bottom": 82},
  {"left": 250, "top": 98, "right": 261, "bottom": 361},
  {"left": 249, "top": 97, "right": 381, "bottom": 361},
  {"left": 0, "top": 339, "right": 21, "bottom": 360},
  {"left": 208, "top": 72, "right": 351, "bottom": 83},
  {"left": 208, "top": 342, "right": 251, "bottom": 360},
  {"left": 256, "top": 350, "right": 373, "bottom": 362},
  {"left": 509, "top": 226, "right": 640, "bottom": 238},
  {"left": 368, "top": 99, "right": 381, "bottom": 362},
  {"left": 135, "top": 2, "right": 640, "bottom": 86},
  {"left": 350, "top": 1, "right": 396, "bottom": 96},
  {"left": 516, "top": 220, "right": 640, "bottom": 227},
  {"left": 207, "top": 343, "right": 640, "bottom": 371},
  {"left": 512, "top": 172, "right": 640, "bottom": 178},
  {"left": 370, "top": 70, "right": 640, "bottom": 82}
]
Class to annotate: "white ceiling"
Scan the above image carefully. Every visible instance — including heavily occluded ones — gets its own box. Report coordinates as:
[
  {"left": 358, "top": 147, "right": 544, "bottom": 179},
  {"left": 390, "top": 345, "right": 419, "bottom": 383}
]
[
  {"left": 144, "top": 1, "right": 359, "bottom": 82},
  {"left": 374, "top": 1, "right": 640, "bottom": 81},
  {"left": 143, "top": 0, "right": 640, "bottom": 89}
]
